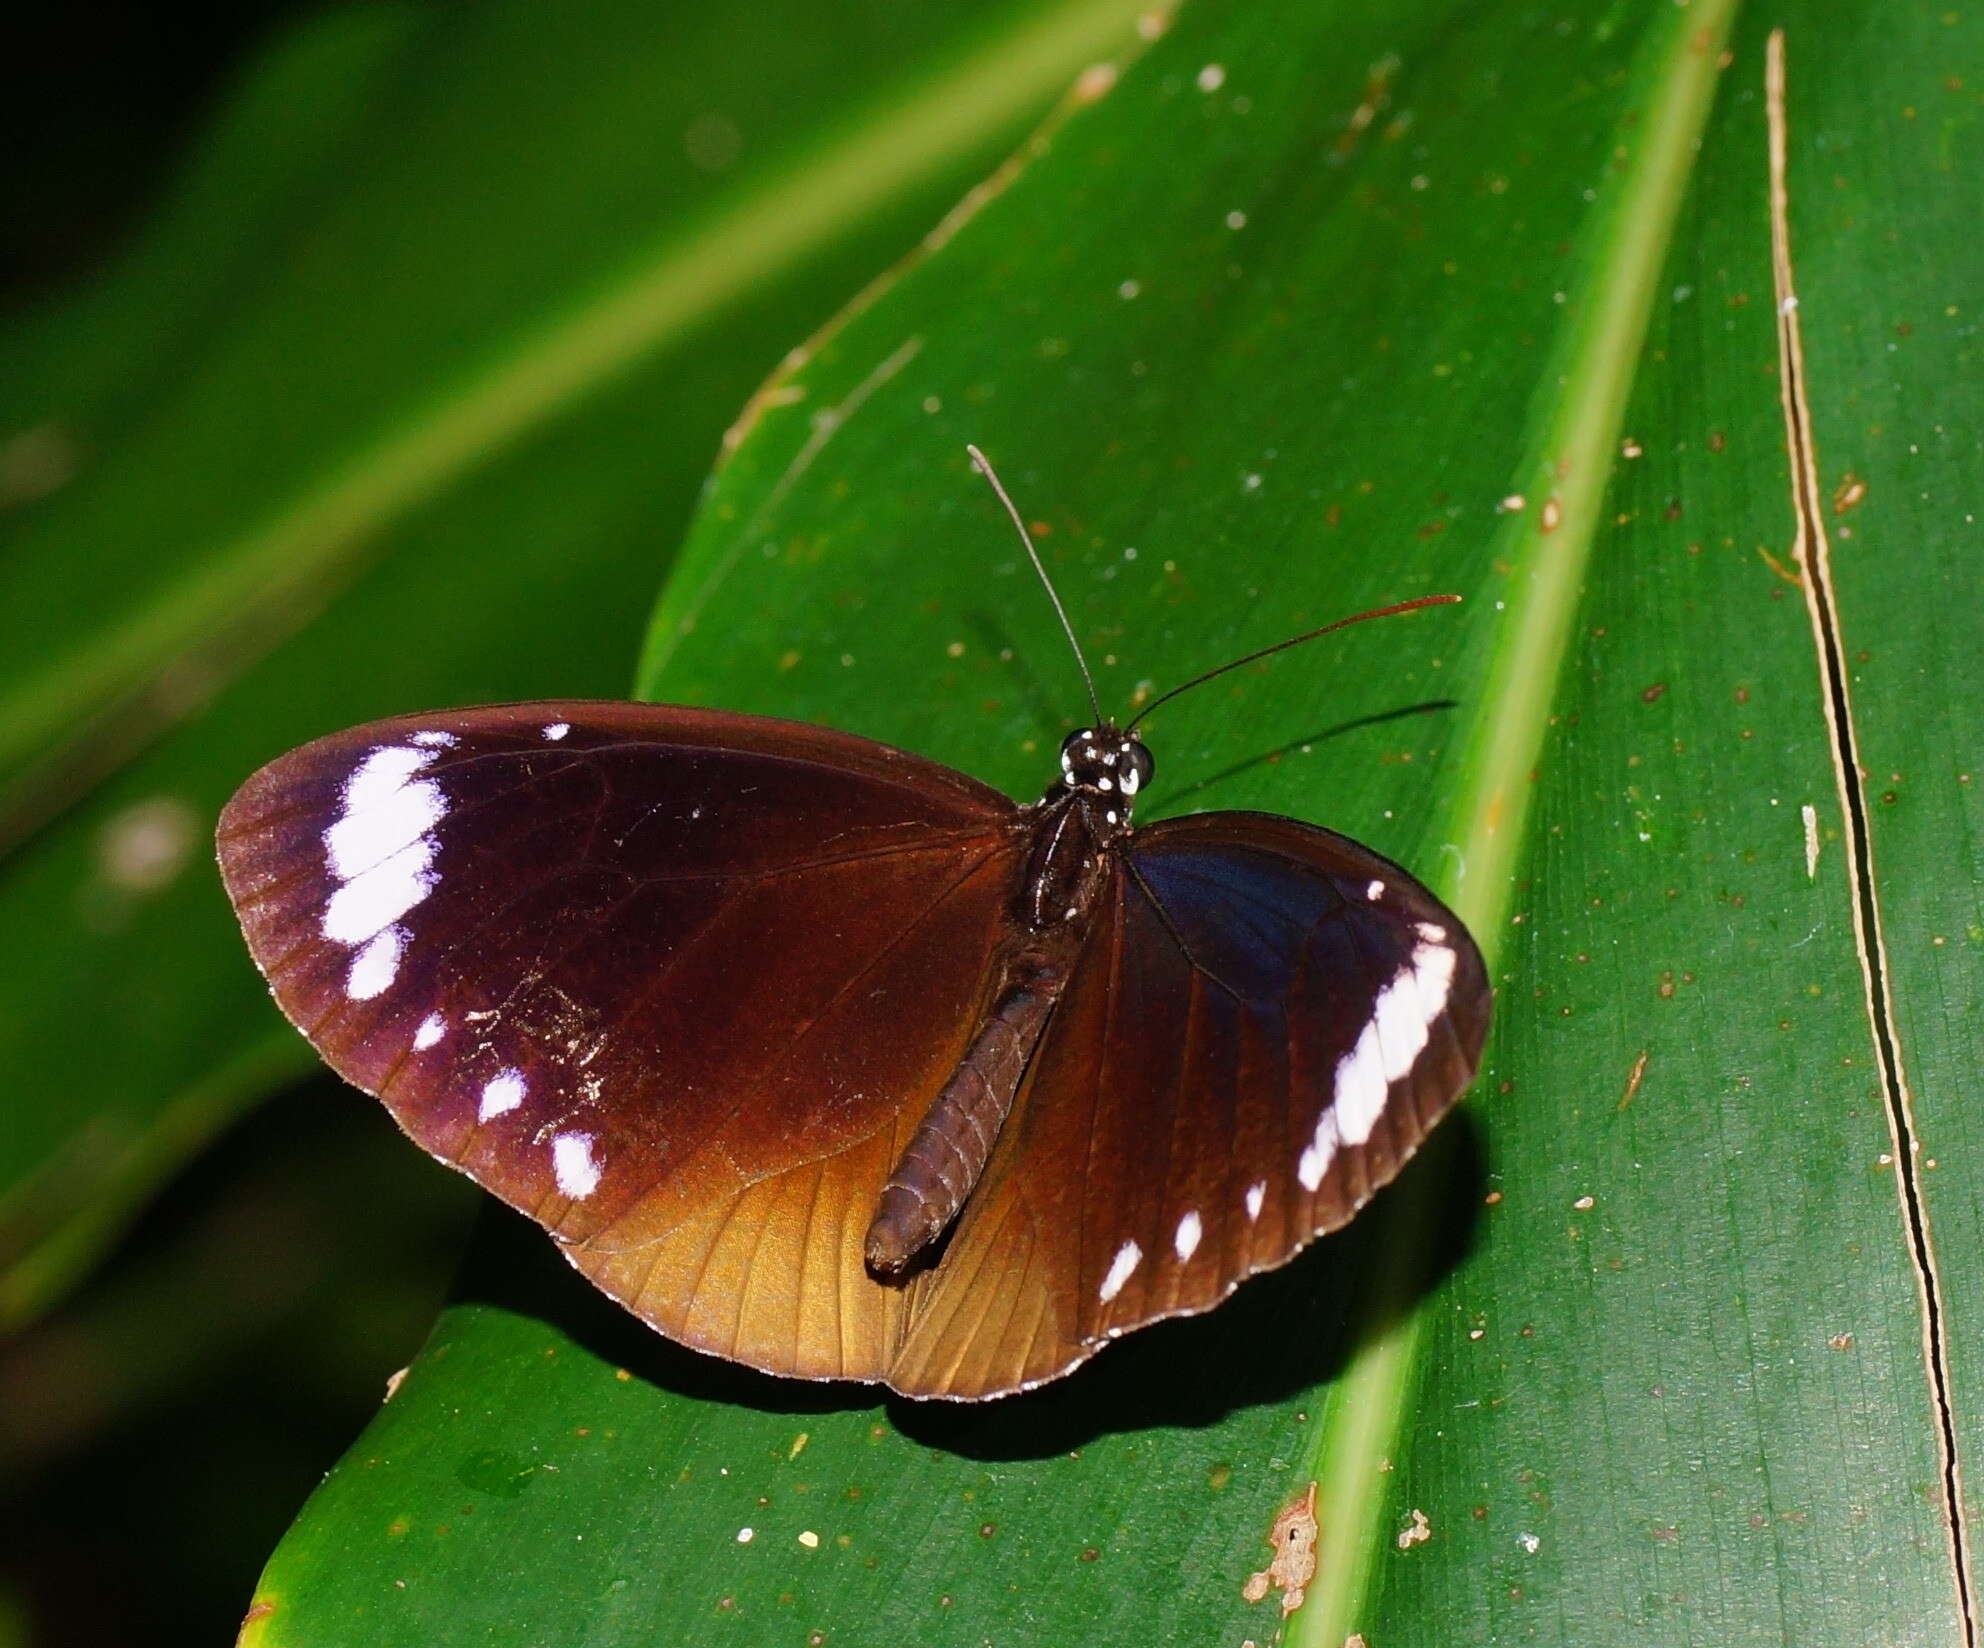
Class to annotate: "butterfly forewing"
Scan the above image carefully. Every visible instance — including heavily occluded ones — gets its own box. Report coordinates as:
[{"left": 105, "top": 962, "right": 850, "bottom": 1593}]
[
  {"left": 893, "top": 812, "right": 1488, "bottom": 1395},
  {"left": 218, "top": 702, "right": 1026, "bottom": 1382}
]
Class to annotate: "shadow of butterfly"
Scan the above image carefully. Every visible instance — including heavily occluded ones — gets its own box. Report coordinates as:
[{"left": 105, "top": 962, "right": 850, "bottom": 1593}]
[{"left": 215, "top": 448, "right": 1489, "bottom": 1400}]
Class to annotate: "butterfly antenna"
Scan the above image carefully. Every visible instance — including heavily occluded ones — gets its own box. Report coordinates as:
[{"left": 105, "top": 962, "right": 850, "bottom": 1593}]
[
  {"left": 967, "top": 444, "right": 1104, "bottom": 726},
  {"left": 1125, "top": 593, "right": 1462, "bottom": 733}
]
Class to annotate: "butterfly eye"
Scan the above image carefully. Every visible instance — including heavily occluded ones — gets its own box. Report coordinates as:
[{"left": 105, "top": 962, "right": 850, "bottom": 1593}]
[
  {"left": 1058, "top": 728, "right": 1105, "bottom": 785},
  {"left": 1120, "top": 739, "right": 1155, "bottom": 797}
]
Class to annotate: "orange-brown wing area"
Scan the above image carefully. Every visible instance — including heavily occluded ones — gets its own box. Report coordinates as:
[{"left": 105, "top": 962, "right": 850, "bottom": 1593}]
[
  {"left": 216, "top": 701, "right": 1023, "bottom": 1385},
  {"left": 891, "top": 811, "right": 1489, "bottom": 1398}
]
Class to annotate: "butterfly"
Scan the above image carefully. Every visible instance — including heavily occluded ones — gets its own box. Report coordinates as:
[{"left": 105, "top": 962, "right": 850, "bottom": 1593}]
[{"left": 216, "top": 448, "right": 1489, "bottom": 1400}]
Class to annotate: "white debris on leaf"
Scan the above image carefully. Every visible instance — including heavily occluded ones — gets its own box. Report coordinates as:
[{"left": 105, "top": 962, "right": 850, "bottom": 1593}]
[{"left": 1242, "top": 1481, "right": 1319, "bottom": 1617}]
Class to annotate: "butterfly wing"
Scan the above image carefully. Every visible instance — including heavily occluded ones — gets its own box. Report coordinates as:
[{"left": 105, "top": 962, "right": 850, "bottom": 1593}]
[
  {"left": 892, "top": 810, "right": 1489, "bottom": 1397},
  {"left": 217, "top": 701, "right": 1026, "bottom": 1384}
]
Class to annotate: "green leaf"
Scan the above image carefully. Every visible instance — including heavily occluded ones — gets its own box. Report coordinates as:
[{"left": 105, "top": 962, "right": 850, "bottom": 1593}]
[
  {"left": 165, "top": 0, "right": 1984, "bottom": 1640},
  {"left": 0, "top": 0, "right": 1143, "bottom": 1322}
]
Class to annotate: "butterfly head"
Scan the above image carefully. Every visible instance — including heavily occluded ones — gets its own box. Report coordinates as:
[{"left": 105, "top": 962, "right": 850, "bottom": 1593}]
[{"left": 1058, "top": 726, "right": 1154, "bottom": 814}]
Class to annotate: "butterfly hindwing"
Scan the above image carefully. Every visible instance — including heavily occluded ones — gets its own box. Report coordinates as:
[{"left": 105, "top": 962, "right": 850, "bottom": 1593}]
[
  {"left": 217, "top": 701, "right": 1026, "bottom": 1383},
  {"left": 894, "top": 811, "right": 1489, "bottom": 1395}
]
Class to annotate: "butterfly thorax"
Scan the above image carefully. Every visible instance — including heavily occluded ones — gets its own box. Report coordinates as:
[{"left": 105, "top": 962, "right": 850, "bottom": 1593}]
[{"left": 1014, "top": 724, "right": 1151, "bottom": 930}]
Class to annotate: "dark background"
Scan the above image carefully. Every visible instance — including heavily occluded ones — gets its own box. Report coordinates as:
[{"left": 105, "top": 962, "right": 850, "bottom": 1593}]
[
  {"left": 6, "top": 4, "right": 320, "bottom": 301},
  {"left": 2, "top": 10, "right": 474, "bottom": 1644}
]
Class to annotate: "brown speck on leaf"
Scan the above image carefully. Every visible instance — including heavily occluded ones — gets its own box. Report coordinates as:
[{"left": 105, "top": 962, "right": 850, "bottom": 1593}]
[
  {"left": 1397, "top": 1508, "right": 1432, "bottom": 1549},
  {"left": 1756, "top": 543, "right": 1803, "bottom": 585},
  {"left": 1641, "top": 682, "right": 1667, "bottom": 703},
  {"left": 1833, "top": 473, "right": 1867, "bottom": 513},
  {"left": 1079, "top": 1547, "right": 1100, "bottom": 1563},
  {"left": 1709, "top": 430, "right": 1728, "bottom": 452},
  {"left": 1619, "top": 1050, "right": 1649, "bottom": 1110},
  {"left": 1074, "top": 61, "right": 1118, "bottom": 102},
  {"left": 383, "top": 1366, "right": 409, "bottom": 1402},
  {"left": 1243, "top": 1481, "right": 1320, "bottom": 1616},
  {"left": 1540, "top": 497, "right": 1563, "bottom": 533},
  {"left": 1485, "top": 1189, "right": 1503, "bottom": 1206},
  {"left": 241, "top": 1600, "right": 276, "bottom": 1626},
  {"left": 1829, "top": 1332, "right": 1856, "bottom": 1350}
]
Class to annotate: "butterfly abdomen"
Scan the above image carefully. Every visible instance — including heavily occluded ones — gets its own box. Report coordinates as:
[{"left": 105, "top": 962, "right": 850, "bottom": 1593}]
[{"left": 864, "top": 931, "right": 1080, "bottom": 1277}]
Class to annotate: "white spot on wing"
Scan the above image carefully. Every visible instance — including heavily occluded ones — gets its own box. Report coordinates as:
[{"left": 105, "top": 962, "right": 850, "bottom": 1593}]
[
  {"left": 321, "top": 837, "right": 437, "bottom": 944},
  {"left": 1298, "top": 1109, "right": 1339, "bottom": 1191},
  {"left": 1098, "top": 1239, "right": 1142, "bottom": 1303},
  {"left": 542, "top": 722, "right": 571, "bottom": 741},
  {"left": 324, "top": 770, "right": 445, "bottom": 879},
  {"left": 1331, "top": 938, "right": 1458, "bottom": 1146},
  {"left": 1245, "top": 1181, "right": 1266, "bottom": 1220},
  {"left": 342, "top": 745, "right": 435, "bottom": 813},
  {"left": 1331, "top": 1032, "right": 1388, "bottom": 1150},
  {"left": 325, "top": 745, "right": 450, "bottom": 997},
  {"left": 1173, "top": 1210, "right": 1203, "bottom": 1261},
  {"left": 413, "top": 1013, "right": 447, "bottom": 1050},
  {"left": 553, "top": 1131, "right": 601, "bottom": 1198},
  {"left": 479, "top": 1068, "right": 526, "bottom": 1121},
  {"left": 1120, "top": 765, "right": 1140, "bottom": 796},
  {"left": 345, "top": 925, "right": 406, "bottom": 999},
  {"left": 410, "top": 730, "right": 458, "bottom": 748},
  {"left": 1366, "top": 879, "right": 1385, "bottom": 901}
]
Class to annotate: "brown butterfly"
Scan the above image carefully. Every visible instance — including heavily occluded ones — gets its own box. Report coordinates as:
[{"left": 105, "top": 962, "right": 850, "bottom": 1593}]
[{"left": 216, "top": 449, "right": 1488, "bottom": 1399}]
